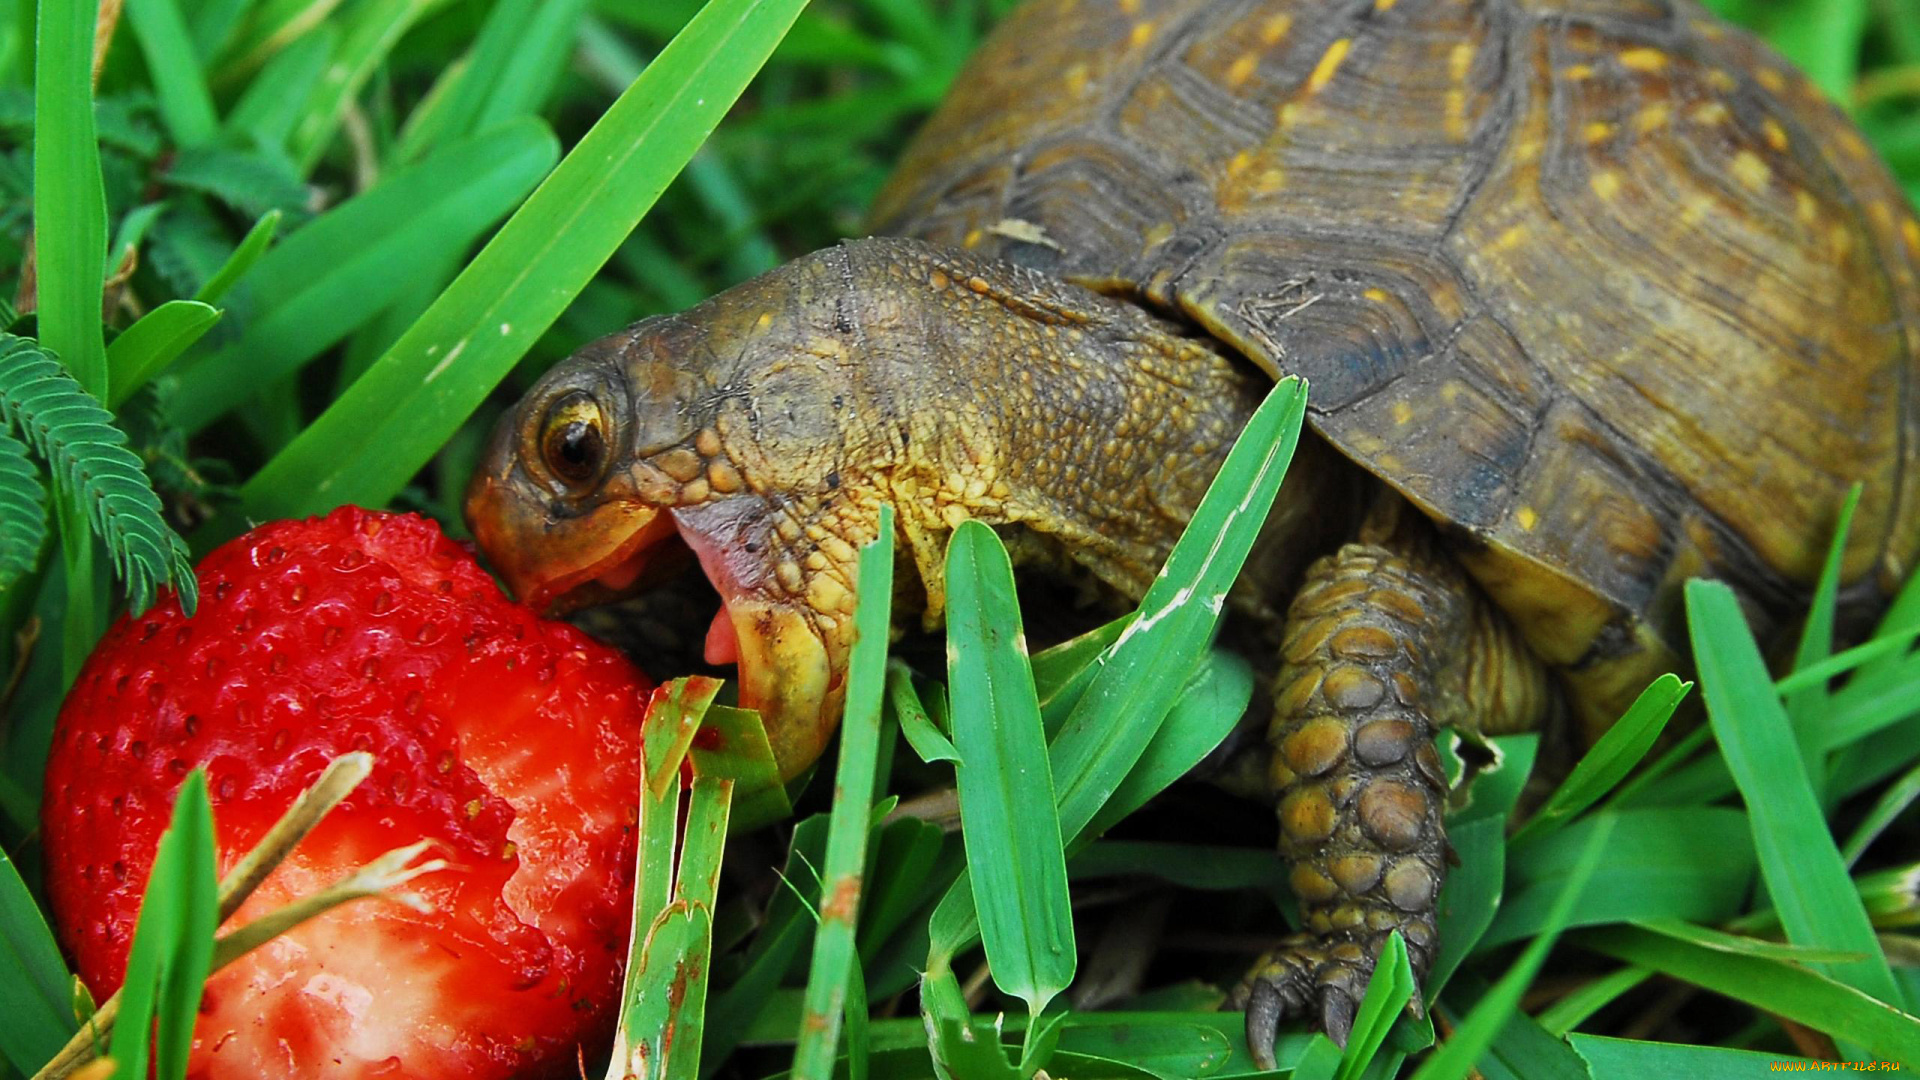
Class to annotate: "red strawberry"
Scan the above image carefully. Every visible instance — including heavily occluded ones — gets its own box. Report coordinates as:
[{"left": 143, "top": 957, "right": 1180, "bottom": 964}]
[{"left": 42, "top": 507, "right": 654, "bottom": 1079}]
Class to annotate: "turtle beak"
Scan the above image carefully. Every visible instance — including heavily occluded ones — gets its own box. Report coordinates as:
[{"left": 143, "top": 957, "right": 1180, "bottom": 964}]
[{"left": 463, "top": 470, "right": 685, "bottom": 616}]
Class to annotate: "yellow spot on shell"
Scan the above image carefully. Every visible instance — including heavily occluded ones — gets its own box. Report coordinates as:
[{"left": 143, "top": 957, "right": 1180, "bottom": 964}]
[
  {"left": 1118, "top": 0, "right": 1139, "bottom": 12},
  {"left": 1375, "top": 0, "right": 1398, "bottom": 10},
  {"left": 1903, "top": 218, "right": 1920, "bottom": 253},
  {"left": 1449, "top": 43, "right": 1474, "bottom": 80},
  {"left": 963, "top": 228, "right": 983, "bottom": 249},
  {"left": 1259, "top": 13, "right": 1293, "bottom": 45},
  {"left": 1707, "top": 69, "right": 1738, "bottom": 93},
  {"left": 1493, "top": 223, "right": 1528, "bottom": 251},
  {"left": 1440, "top": 381, "right": 1464, "bottom": 403},
  {"left": 1064, "top": 63, "right": 1090, "bottom": 95},
  {"left": 1364, "top": 287, "right": 1390, "bottom": 304},
  {"left": 1634, "top": 103, "right": 1671, "bottom": 133},
  {"left": 1731, "top": 151, "right": 1771, "bottom": 191},
  {"left": 755, "top": 312, "right": 773, "bottom": 329},
  {"left": 1794, "top": 189, "right": 1820, "bottom": 226},
  {"left": 1563, "top": 63, "right": 1594, "bottom": 81},
  {"left": 1226, "top": 150, "right": 1252, "bottom": 176},
  {"left": 1871, "top": 201, "right": 1897, "bottom": 233},
  {"left": 1619, "top": 48, "right": 1666, "bottom": 73},
  {"left": 1691, "top": 101, "right": 1729, "bottom": 126},
  {"left": 1757, "top": 69, "right": 1787, "bottom": 93},
  {"left": 1143, "top": 221, "right": 1175, "bottom": 247},
  {"left": 1762, "top": 118, "right": 1790, "bottom": 152},
  {"left": 1308, "top": 38, "right": 1352, "bottom": 94},
  {"left": 1832, "top": 222, "right": 1856, "bottom": 259},
  {"left": 1583, "top": 121, "right": 1614, "bottom": 144},
  {"left": 1228, "top": 52, "right": 1259, "bottom": 88},
  {"left": 1840, "top": 131, "right": 1871, "bottom": 160},
  {"left": 1392, "top": 401, "right": 1413, "bottom": 425},
  {"left": 1516, "top": 505, "right": 1539, "bottom": 531},
  {"left": 1256, "top": 168, "right": 1287, "bottom": 193},
  {"left": 1128, "top": 20, "right": 1154, "bottom": 47},
  {"left": 1679, "top": 192, "right": 1715, "bottom": 227},
  {"left": 1590, "top": 169, "right": 1622, "bottom": 200}
]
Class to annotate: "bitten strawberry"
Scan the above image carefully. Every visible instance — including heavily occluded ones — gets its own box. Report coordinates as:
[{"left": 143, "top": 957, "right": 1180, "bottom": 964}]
[{"left": 42, "top": 507, "right": 654, "bottom": 1079}]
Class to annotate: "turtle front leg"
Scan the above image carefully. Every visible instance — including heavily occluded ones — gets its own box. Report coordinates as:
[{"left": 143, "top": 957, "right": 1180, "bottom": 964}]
[{"left": 1238, "top": 530, "right": 1551, "bottom": 1065}]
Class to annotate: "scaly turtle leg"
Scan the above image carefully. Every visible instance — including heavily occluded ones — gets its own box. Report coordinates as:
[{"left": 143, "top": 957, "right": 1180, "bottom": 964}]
[{"left": 1238, "top": 511, "right": 1553, "bottom": 1065}]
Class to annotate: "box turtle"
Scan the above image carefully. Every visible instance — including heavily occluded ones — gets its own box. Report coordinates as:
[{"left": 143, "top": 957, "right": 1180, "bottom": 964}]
[{"left": 463, "top": 0, "right": 1920, "bottom": 1063}]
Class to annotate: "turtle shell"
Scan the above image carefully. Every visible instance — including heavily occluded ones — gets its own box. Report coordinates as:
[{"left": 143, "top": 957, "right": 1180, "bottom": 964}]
[{"left": 869, "top": 0, "right": 1920, "bottom": 732}]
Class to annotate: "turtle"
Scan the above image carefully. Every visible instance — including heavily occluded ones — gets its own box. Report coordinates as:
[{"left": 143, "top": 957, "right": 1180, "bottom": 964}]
[{"left": 462, "top": 0, "right": 1920, "bottom": 1064}]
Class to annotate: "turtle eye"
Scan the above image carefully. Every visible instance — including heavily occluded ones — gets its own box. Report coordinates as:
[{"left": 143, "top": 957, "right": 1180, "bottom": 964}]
[{"left": 539, "top": 392, "right": 610, "bottom": 487}]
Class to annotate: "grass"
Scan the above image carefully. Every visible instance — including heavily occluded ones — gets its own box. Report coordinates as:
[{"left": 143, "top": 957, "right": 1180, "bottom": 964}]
[{"left": 1, "top": 0, "right": 1920, "bottom": 1078}]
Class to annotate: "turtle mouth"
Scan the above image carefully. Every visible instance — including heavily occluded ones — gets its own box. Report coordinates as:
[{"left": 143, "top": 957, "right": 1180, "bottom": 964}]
[{"left": 535, "top": 511, "right": 745, "bottom": 669}]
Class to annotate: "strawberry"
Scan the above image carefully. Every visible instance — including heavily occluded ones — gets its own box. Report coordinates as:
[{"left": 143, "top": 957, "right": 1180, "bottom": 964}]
[{"left": 42, "top": 507, "right": 654, "bottom": 1079}]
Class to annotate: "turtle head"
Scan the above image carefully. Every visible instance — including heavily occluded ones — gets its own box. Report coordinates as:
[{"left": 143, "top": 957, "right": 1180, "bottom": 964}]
[
  {"left": 467, "top": 245, "right": 890, "bottom": 782},
  {"left": 468, "top": 236, "right": 1267, "bottom": 783}
]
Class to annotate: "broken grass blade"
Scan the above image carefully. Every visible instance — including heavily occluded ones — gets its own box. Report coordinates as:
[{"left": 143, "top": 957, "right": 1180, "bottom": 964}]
[
  {"left": 889, "top": 659, "right": 959, "bottom": 765},
  {"left": 687, "top": 702, "right": 790, "bottom": 830},
  {"left": 945, "top": 520, "right": 1076, "bottom": 1019},
  {"left": 793, "top": 505, "right": 895, "bottom": 1080}
]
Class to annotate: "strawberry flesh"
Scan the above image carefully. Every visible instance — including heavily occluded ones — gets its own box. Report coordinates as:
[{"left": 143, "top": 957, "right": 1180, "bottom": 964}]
[{"left": 42, "top": 507, "right": 654, "bottom": 1079}]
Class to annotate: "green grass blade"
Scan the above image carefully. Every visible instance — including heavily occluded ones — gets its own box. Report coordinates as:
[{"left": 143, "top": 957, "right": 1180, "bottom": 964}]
[
  {"left": 1580, "top": 924, "right": 1920, "bottom": 1066},
  {"left": 1787, "top": 484, "right": 1860, "bottom": 789},
  {"left": 1335, "top": 933, "right": 1411, "bottom": 1080},
  {"left": 471, "top": 0, "right": 588, "bottom": 133},
  {"left": 223, "top": 25, "right": 335, "bottom": 149},
  {"left": 1633, "top": 918, "right": 1867, "bottom": 965},
  {"left": 888, "top": 660, "right": 959, "bottom": 765},
  {"left": 1509, "top": 675, "right": 1688, "bottom": 845},
  {"left": 793, "top": 504, "right": 895, "bottom": 1079},
  {"left": 109, "top": 771, "right": 218, "bottom": 1080},
  {"left": 1687, "top": 579, "right": 1900, "bottom": 1005},
  {"left": 192, "top": 209, "right": 281, "bottom": 306},
  {"left": 34, "top": 0, "right": 108, "bottom": 395},
  {"left": 1535, "top": 966, "right": 1650, "bottom": 1037},
  {"left": 1776, "top": 625, "right": 1920, "bottom": 697},
  {"left": 1050, "top": 377, "right": 1307, "bottom": 842},
  {"left": 392, "top": 0, "right": 539, "bottom": 161},
  {"left": 105, "top": 300, "right": 221, "bottom": 407},
  {"left": 1080, "top": 648, "right": 1252, "bottom": 840},
  {"left": 0, "top": 842, "right": 72, "bottom": 1073},
  {"left": 125, "top": 0, "right": 220, "bottom": 146},
  {"left": 214, "top": 0, "right": 347, "bottom": 82},
  {"left": 1568, "top": 1035, "right": 1815, "bottom": 1077},
  {"left": 172, "top": 120, "right": 559, "bottom": 432},
  {"left": 1487, "top": 807, "right": 1753, "bottom": 949},
  {"left": 945, "top": 519, "right": 1076, "bottom": 1017},
  {"left": 155, "top": 773, "right": 217, "bottom": 1080},
  {"left": 1429, "top": 734, "right": 1540, "bottom": 996},
  {"left": 1842, "top": 758, "right": 1920, "bottom": 865},
  {"left": 287, "top": 0, "right": 436, "bottom": 172},
  {"left": 1411, "top": 815, "right": 1611, "bottom": 1080},
  {"left": 226, "top": 0, "right": 815, "bottom": 525}
]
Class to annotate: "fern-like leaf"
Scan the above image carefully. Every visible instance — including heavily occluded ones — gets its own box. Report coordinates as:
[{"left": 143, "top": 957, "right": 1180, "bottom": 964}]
[
  {"left": 0, "top": 424, "right": 46, "bottom": 594},
  {"left": 0, "top": 335, "right": 198, "bottom": 616}
]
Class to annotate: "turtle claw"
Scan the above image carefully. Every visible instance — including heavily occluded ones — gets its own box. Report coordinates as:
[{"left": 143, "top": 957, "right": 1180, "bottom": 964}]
[{"left": 1235, "top": 939, "right": 1374, "bottom": 1067}]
